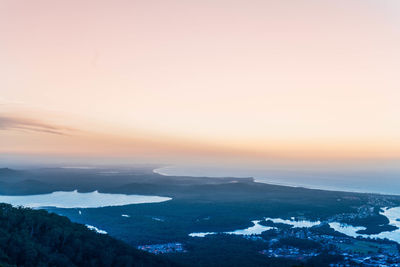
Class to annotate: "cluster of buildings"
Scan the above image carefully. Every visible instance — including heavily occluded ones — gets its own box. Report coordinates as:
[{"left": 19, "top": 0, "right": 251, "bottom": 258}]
[
  {"left": 328, "top": 205, "right": 376, "bottom": 222},
  {"left": 137, "top": 203, "right": 400, "bottom": 266},
  {"left": 262, "top": 225, "right": 400, "bottom": 266},
  {"left": 340, "top": 253, "right": 400, "bottom": 266},
  {"left": 136, "top": 224, "right": 400, "bottom": 265},
  {"left": 137, "top": 242, "right": 186, "bottom": 254},
  {"left": 259, "top": 247, "right": 319, "bottom": 260}
]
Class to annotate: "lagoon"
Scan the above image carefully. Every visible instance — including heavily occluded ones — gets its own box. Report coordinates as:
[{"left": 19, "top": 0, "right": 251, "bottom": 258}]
[
  {"left": 329, "top": 207, "right": 400, "bottom": 243},
  {"left": 189, "top": 209, "right": 400, "bottom": 244},
  {"left": 189, "top": 220, "right": 274, "bottom": 237},
  {"left": 265, "top": 217, "right": 320, "bottom": 228},
  {"left": 0, "top": 190, "right": 172, "bottom": 208}
]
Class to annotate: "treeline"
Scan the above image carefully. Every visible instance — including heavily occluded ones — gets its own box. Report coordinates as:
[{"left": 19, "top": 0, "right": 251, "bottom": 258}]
[
  {"left": 165, "top": 234, "right": 299, "bottom": 267},
  {"left": 166, "top": 234, "right": 344, "bottom": 267},
  {"left": 0, "top": 203, "right": 176, "bottom": 267}
]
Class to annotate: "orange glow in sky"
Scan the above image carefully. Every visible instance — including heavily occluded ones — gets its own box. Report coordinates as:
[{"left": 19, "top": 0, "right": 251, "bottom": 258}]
[{"left": 1, "top": 0, "right": 400, "bottom": 164}]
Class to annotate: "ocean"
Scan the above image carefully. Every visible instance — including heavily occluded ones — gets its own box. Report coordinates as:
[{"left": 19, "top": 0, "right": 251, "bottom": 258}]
[{"left": 154, "top": 163, "right": 400, "bottom": 195}]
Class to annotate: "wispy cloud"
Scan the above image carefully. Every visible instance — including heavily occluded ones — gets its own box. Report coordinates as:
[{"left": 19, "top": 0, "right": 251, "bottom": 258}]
[{"left": 0, "top": 115, "right": 73, "bottom": 135}]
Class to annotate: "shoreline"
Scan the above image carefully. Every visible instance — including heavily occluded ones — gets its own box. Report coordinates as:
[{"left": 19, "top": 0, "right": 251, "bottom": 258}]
[{"left": 153, "top": 167, "right": 400, "bottom": 197}]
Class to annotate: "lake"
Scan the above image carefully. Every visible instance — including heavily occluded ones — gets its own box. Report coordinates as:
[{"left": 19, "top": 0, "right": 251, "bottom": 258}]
[
  {"left": 189, "top": 207, "right": 400, "bottom": 244},
  {"left": 0, "top": 190, "right": 171, "bottom": 208}
]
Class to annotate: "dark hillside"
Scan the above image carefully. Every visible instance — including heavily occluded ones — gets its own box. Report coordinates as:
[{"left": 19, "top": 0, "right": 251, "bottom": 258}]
[
  {"left": 0, "top": 168, "right": 26, "bottom": 183},
  {"left": 0, "top": 203, "right": 176, "bottom": 267}
]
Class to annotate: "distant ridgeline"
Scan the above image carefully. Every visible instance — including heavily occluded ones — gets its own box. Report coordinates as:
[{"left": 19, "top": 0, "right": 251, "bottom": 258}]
[{"left": 0, "top": 203, "right": 175, "bottom": 267}]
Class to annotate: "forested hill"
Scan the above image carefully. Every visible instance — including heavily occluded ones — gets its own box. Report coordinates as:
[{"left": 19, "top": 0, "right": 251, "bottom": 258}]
[{"left": 0, "top": 203, "right": 176, "bottom": 267}]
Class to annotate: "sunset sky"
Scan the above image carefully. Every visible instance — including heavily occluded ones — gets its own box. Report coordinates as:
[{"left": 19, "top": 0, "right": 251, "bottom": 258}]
[{"left": 1, "top": 0, "right": 400, "bottom": 165}]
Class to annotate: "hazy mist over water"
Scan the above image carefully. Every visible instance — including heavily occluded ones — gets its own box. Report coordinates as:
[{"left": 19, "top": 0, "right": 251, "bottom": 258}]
[
  {"left": 154, "top": 163, "right": 400, "bottom": 195},
  {"left": 3, "top": 153, "right": 400, "bottom": 195}
]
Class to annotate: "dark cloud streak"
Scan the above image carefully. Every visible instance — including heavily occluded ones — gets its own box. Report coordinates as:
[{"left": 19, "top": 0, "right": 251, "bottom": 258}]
[{"left": 0, "top": 115, "right": 73, "bottom": 135}]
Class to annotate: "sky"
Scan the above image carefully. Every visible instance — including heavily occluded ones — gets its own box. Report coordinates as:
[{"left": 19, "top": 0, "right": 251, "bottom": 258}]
[{"left": 1, "top": 0, "right": 400, "bottom": 166}]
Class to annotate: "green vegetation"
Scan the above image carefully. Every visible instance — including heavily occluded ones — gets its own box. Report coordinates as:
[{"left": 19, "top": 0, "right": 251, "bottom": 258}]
[
  {"left": 277, "top": 237, "right": 321, "bottom": 250},
  {"left": 343, "top": 214, "right": 398, "bottom": 235},
  {"left": 1, "top": 167, "right": 400, "bottom": 266},
  {"left": 335, "top": 240, "right": 398, "bottom": 255},
  {"left": 0, "top": 203, "right": 174, "bottom": 267},
  {"left": 164, "top": 235, "right": 298, "bottom": 267}
]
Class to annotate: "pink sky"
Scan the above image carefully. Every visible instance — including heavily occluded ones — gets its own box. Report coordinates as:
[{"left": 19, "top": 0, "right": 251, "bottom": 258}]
[{"left": 1, "top": 0, "right": 400, "bottom": 164}]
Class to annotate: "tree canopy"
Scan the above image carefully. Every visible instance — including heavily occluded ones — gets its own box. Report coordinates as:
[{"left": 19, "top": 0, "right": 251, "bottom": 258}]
[{"left": 0, "top": 203, "right": 175, "bottom": 267}]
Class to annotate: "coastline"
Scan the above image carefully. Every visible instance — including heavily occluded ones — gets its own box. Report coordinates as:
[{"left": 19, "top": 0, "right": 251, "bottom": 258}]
[{"left": 153, "top": 166, "right": 400, "bottom": 196}]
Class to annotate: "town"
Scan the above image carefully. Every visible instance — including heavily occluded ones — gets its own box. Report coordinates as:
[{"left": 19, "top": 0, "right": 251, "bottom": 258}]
[
  {"left": 138, "top": 222, "right": 400, "bottom": 266},
  {"left": 260, "top": 225, "right": 400, "bottom": 266},
  {"left": 137, "top": 242, "right": 186, "bottom": 254}
]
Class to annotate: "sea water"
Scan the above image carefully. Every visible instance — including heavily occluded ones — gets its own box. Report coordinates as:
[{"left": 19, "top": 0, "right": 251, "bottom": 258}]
[{"left": 154, "top": 164, "right": 400, "bottom": 195}]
